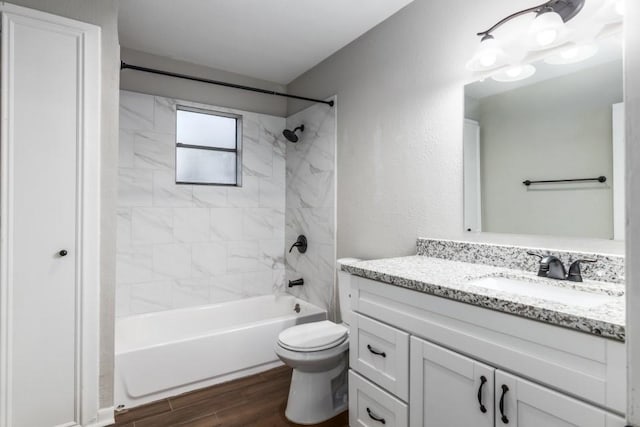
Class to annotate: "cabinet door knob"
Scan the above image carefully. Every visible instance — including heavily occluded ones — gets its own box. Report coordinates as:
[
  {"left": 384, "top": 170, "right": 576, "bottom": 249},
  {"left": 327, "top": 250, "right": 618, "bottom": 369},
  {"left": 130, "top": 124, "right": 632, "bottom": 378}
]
[
  {"left": 499, "top": 384, "right": 509, "bottom": 424},
  {"left": 59, "top": 250, "right": 68, "bottom": 257},
  {"left": 477, "top": 375, "right": 487, "bottom": 413}
]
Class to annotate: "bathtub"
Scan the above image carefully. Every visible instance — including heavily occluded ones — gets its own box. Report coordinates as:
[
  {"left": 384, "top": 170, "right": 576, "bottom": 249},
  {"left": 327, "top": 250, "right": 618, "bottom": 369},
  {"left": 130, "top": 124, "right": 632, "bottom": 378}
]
[{"left": 114, "top": 294, "right": 326, "bottom": 409}]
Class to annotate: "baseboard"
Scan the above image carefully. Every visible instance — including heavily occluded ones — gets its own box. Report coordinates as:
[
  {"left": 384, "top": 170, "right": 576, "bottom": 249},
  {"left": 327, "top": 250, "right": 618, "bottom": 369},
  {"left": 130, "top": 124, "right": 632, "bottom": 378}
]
[{"left": 86, "top": 406, "right": 114, "bottom": 427}]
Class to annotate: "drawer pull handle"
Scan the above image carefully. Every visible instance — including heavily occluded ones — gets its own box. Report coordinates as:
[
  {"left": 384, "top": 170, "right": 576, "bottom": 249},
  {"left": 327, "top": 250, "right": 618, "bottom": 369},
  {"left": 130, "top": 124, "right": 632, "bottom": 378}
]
[
  {"left": 367, "top": 344, "right": 386, "bottom": 358},
  {"left": 366, "top": 407, "right": 386, "bottom": 424},
  {"left": 477, "top": 375, "right": 487, "bottom": 413},
  {"left": 499, "top": 384, "right": 509, "bottom": 424}
]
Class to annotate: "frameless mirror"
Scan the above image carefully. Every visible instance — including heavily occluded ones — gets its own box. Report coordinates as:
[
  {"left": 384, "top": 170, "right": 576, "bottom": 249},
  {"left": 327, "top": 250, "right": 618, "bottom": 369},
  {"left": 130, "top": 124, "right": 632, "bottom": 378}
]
[{"left": 463, "top": 37, "right": 623, "bottom": 240}]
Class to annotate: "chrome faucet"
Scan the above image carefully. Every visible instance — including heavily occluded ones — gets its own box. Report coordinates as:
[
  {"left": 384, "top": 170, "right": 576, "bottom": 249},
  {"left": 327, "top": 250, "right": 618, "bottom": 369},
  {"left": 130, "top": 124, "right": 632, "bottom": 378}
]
[{"left": 527, "top": 252, "right": 567, "bottom": 280}]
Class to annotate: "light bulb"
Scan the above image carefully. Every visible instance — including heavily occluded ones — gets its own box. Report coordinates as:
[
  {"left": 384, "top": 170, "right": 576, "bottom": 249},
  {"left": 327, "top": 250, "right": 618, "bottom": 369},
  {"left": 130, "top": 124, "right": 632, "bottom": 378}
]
[
  {"left": 466, "top": 35, "right": 506, "bottom": 71},
  {"left": 544, "top": 43, "right": 598, "bottom": 65},
  {"left": 492, "top": 64, "right": 536, "bottom": 82},
  {"left": 536, "top": 29, "right": 558, "bottom": 47},
  {"left": 529, "top": 8, "right": 565, "bottom": 49},
  {"left": 505, "top": 66, "right": 523, "bottom": 78}
]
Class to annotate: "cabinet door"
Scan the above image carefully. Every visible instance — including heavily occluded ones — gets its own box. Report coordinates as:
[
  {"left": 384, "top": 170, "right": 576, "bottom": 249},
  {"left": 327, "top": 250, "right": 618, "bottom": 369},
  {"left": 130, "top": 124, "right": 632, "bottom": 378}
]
[
  {"left": 410, "top": 337, "right": 494, "bottom": 427},
  {"left": 0, "top": 5, "right": 101, "bottom": 427},
  {"left": 495, "top": 371, "right": 626, "bottom": 427}
]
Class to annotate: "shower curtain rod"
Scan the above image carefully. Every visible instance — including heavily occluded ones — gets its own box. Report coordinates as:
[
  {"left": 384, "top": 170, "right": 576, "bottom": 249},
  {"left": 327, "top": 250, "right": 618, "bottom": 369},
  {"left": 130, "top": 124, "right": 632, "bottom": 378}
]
[{"left": 120, "top": 61, "right": 334, "bottom": 107}]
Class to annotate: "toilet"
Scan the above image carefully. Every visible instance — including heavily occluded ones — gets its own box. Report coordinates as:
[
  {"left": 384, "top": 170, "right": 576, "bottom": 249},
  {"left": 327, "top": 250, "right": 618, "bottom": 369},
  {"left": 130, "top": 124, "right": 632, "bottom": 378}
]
[{"left": 275, "top": 258, "right": 359, "bottom": 425}]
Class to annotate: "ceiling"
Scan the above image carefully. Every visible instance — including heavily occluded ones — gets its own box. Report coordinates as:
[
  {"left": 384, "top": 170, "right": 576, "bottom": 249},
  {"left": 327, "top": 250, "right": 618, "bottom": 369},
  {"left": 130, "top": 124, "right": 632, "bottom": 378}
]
[{"left": 118, "top": 0, "right": 415, "bottom": 84}]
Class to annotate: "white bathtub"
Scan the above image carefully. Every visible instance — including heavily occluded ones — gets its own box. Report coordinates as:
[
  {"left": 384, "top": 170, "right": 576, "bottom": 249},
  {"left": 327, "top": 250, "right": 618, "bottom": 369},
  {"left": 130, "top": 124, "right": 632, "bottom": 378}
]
[{"left": 114, "top": 294, "right": 326, "bottom": 408}]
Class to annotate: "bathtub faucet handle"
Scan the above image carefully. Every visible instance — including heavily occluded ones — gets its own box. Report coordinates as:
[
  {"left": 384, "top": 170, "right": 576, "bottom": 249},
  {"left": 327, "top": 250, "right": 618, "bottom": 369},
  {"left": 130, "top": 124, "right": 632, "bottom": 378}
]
[
  {"left": 288, "top": 278, "right": 304, "bottom": 287},
  {"left": 288, "top": 235, "right": 307, "bottom": 254}
]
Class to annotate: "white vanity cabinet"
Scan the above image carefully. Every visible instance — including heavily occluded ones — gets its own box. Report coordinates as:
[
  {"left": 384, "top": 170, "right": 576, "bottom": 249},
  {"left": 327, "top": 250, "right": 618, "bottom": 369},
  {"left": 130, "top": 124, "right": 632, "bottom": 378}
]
[{"left": 348, "top": 275, "right": 627, "bottom": 427}]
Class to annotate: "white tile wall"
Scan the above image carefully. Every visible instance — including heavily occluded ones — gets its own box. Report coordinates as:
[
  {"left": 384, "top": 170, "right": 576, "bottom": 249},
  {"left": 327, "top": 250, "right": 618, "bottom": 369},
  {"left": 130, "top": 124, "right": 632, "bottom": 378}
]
[
  {"left": 117, "top": 90, "right": 286, "bottom": 317},
  {"left": 285, "top": 98, "right": 337, "bottom": 314}
]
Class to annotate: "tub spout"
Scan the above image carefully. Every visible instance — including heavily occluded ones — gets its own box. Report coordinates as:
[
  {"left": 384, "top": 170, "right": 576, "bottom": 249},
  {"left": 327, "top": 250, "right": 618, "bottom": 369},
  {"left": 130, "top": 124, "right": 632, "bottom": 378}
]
[{"left": 288, "top": 278, "right": 304, "bottom": 287}]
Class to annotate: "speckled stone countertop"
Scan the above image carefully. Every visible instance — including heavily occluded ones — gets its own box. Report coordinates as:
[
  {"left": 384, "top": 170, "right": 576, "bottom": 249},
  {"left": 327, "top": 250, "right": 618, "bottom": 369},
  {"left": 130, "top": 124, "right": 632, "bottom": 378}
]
[{"left": 342, "top": 256, "right": 625, "bottom": 341}]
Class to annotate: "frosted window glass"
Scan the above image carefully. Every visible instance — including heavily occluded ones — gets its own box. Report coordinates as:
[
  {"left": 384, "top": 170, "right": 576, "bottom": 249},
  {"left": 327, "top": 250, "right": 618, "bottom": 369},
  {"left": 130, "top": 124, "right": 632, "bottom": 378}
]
[
  {"left": 177, "top": 109, "right": 237, "bottom": 149},
  {"left": 176, "top": 147, "right": 237, "bottom": 184}
]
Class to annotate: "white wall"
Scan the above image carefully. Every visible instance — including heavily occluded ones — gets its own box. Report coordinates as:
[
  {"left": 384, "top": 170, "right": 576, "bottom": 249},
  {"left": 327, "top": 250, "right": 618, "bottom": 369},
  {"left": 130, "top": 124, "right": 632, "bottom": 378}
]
[
  {"left": 2, "top": 0, "right": 121, "bottom": 409},
  {"left": 477, "top": 61, "right": 622, "bottom": 238},
  {"left": 286, "top": 0, "right": 530, "bottom": 259},
  {"left": 121, "top": 47, "right": 287, "bottom": 117},
  {"left": 285, "top": 99, "right": 337, "bottom": 315},
  {"left": 117, "top": 91, "right": 286, "bottom": 316},
  {"left": 626, "top": 0, "right": 640, "bottom": 423}
]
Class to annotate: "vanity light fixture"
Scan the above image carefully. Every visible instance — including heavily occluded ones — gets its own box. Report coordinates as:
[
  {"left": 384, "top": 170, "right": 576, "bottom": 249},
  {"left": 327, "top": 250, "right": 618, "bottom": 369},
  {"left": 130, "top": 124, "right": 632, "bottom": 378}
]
[
  {"left": 544, "top": 42, "right": 598, "bottom": 64},
  {"left": 529, "top": 6, "right": 566, "bottom": 48},
  {"left": 491, "top": 64, "right": 537, "bottom": 82},
  {"left": 468, "top": 0, "right": 585, "bottom": 71}
]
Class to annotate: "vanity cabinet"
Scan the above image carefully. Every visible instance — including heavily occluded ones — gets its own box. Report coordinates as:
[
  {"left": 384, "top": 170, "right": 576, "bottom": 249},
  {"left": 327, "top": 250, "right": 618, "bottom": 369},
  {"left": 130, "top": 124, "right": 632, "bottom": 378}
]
[
  {"left": 348, "top": 275, "right": 627, "bottom": 427},
  {"left": 410, "top": 336, "right": 625, "bottom": 427}
]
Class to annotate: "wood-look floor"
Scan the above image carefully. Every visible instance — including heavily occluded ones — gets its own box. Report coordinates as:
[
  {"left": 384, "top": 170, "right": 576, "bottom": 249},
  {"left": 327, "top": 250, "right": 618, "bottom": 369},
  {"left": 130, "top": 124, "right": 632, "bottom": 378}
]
[{"left": 110, "top": 366, "right": 349, "bottom": 427}]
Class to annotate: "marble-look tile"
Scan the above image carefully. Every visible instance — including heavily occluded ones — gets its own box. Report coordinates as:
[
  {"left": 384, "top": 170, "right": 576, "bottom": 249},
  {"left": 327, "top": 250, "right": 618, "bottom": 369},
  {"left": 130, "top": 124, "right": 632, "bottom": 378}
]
[
  {"left": 117, "top": 208, "right": 132, "bottom": 249},
  {"left": 153, "top": 170, "right": 193, "bottom": 207},
  {"left": 120, "top": 91, "right": 155, "bottom": 131},
  {"left": 130, "top": 280, "right": 173, "bottom": 314},
  {"left": 117, "top": 245, "right": 153, "bottom": 284},
  {"left": 286, "top": 145, "right": 335, "bottom": 209},
  {"left": 131, "top": 208, "right": 173, "bottom": 244},
  {"left": 116, "top": 284, "right": 131, "bottom": 317},
  {"left": 259, "top": 178, "right": 285, "bottom": 209},
  {"left": 192, "top": 242, "right": 227, "bottom": 276},
  {"left": 227, "top": 176, "right": 260, "bottom": 207},
  {"left": 210, "top": 274, "right": 246, "bottom": 304},
  {"left": 154, "top": 96, "right": 177, "bottom": 134},
  {"left": 119, "top": 129, "right": 135, "bottom": 168},
  {"left": 210, "top": 208, "right": 243, "bottom": 241},
  {"left": 118, "top": 168, "right": 153, "bottom": 207},
  {"left": 242, "top": 271, "right": 273, "bottom": 296},
  {"left": 285, "top": 208, "right": 334, "bottom": 245},
  {"left": 133, "top": 131, "right": 174, "bottom": 171},
  {"left": 172, "top": 278, "right": 210, "bottom": 309},
  {"left": 153, "top": 243, "right": 192, "bottom": 279},
  {"left": 228, "top": 241, "right": 259, "bottom": 273},
  {"left": 173, "top": 208, "right": 209, "bottom": 243},
  {"left": 243, "top": 208, "right": 275, "bottom": 240},
  {"left": 416, "top": 238, "right": 625, "bottom": 284},
  {"left": 193, "top": 186, "right": 228, "bottom": 207},
  {"left": 259, "top": 239, "right": 285, "bottom": 270}
]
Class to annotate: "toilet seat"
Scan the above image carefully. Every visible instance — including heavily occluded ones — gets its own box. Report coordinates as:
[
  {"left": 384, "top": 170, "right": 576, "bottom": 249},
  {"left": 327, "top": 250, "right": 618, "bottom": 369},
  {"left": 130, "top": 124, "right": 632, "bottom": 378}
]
[{"left": 278, "top": 320, "right": 348, "bottom": 352}]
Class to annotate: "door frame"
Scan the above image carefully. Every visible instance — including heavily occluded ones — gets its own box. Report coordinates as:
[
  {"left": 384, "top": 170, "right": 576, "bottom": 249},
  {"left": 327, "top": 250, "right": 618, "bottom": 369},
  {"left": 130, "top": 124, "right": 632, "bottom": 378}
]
[{"left": 0, "top": 4, "right": 101, "bottom": 427}]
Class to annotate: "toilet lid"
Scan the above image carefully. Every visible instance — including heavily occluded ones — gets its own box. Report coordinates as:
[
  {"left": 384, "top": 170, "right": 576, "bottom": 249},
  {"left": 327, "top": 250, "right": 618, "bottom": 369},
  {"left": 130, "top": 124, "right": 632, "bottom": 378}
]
[{"left": 278, "top": 321, "right": 348, "bottom": 352}]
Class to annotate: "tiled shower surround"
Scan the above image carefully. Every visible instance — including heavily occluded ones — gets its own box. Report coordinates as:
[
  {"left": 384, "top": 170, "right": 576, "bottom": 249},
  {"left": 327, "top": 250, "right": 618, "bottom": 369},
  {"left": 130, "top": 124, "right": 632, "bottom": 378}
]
[
  {"left": 285, "top": 99, "right": 337, "bottom": 313},
  {"left": 117, "top": 91, "right": 287, "bottom": 316}
]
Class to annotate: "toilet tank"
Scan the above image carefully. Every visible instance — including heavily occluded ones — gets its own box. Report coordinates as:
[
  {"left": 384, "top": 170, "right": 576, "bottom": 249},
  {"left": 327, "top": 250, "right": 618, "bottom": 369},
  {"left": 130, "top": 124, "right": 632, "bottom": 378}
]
[{"left": 336, "top": 258, "right": 361, "bottom": 326}]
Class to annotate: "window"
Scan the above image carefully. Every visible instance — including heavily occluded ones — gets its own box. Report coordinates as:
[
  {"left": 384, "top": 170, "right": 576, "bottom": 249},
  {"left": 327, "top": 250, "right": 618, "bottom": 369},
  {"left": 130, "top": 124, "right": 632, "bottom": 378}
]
[{"left": 175, "top": 106, "right": 242, "bottom": 186}]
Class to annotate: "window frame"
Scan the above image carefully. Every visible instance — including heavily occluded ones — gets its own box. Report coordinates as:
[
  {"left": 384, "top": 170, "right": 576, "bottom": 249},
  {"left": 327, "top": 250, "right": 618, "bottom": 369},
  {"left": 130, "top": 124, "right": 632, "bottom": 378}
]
[{"left": 175, "top": 105, "right": 243, "bottom": 187}]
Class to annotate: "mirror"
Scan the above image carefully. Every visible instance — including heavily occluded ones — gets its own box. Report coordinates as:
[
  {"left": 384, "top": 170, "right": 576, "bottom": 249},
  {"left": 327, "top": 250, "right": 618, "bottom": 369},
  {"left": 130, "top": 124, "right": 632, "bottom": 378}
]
[{"left": 463, "top": 37, "right": 623, "bottom": 240}]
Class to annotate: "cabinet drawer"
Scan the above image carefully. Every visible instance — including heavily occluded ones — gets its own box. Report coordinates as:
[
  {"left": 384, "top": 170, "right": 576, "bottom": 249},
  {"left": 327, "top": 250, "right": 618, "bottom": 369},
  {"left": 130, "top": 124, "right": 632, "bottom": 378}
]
[
  {"left": 349, "top": 370, "right": 408, "bottom": 427},
  {"left": 350, "top": 313, "right": 409, "bottom": 400}
]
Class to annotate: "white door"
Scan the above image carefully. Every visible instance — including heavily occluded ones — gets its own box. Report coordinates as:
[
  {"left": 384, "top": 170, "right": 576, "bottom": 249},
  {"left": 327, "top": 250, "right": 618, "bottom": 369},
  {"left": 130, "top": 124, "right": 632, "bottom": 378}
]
[
  {"left": 612, "top": 103, "right": 625, "bottom": 240},
  {"left": 463, "top": 119, "right": 482, "bottom": 232},
  {"left": 410, "top": 337, "right": 494, "bottom": 427},
  {"left": 495, "top": 371, "right": 626, "bottom": 427},
  {"left": 0, "top": 5, "right": 101, "bottom": 427}
]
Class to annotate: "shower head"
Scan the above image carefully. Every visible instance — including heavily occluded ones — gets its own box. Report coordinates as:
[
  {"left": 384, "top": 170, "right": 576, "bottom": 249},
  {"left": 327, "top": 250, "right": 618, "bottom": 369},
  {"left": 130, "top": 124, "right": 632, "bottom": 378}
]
[{"left": 283, "top": 125, "right": 304, "bottom": 143}]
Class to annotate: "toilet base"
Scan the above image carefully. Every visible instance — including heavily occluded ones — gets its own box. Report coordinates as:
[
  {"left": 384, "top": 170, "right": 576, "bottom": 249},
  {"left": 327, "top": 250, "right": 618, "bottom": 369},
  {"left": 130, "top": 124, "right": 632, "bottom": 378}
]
[{"left": 284, "top": 355, "right": 348, "bottom": 425}]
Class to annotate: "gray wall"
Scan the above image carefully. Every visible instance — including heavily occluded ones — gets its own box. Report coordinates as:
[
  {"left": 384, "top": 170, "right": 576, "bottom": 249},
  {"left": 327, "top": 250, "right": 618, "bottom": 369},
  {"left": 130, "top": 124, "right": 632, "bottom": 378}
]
[
  {"left": 121, "top": 47, "right": 287, "bottom": 117},
  {"left": 477, "top": 61, "right": 622, "bottom": 238},
  {"left": 286, "top": 0, "right": 514, "bottom": 259},
  {"left": 4, "top": 0, "right": 120, "bottom": 409}
]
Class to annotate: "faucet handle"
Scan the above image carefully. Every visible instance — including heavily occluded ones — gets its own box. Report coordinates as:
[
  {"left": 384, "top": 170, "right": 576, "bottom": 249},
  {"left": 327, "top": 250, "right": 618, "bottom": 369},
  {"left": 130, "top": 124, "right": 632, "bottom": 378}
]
[
  {"left": 567, "top": 259, "right": 597, "bottom": 282},
  {"left": 527, "top": 252, "right": 547, "bottom": 277}
]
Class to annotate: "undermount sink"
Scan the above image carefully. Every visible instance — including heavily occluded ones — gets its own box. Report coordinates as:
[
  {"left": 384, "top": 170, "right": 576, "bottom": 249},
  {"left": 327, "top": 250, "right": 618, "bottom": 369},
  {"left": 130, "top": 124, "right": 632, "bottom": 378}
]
[{"left": 468, "top": 276, "right": 618, "bottom": 308}]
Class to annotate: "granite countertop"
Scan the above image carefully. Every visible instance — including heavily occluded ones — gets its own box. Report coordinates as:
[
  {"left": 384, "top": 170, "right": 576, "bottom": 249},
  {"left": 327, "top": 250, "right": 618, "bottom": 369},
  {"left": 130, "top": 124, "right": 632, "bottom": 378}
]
[{"left": 342, "top": 256, "right": 625, "bottom": 341}]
